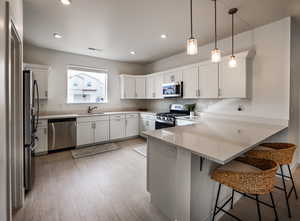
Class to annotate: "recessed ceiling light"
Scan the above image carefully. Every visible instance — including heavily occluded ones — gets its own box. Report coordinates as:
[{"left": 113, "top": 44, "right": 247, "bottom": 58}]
[
  {"left": 53, "top": 33, "right": 62, "bottom": 39},
  {"left": 161, "top": 34, "right": 167, "bottom": 39},
  {"left": 130, "top": 51, "right": 136, "bottom": 55},
  {"left": 60, "top": 0, "right": 71, "bottom": 5}
]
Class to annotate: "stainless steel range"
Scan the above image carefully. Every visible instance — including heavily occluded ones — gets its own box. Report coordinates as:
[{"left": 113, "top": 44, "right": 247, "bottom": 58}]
[{"left": 155, "top": 104, "right": 190, "bottom": 129}]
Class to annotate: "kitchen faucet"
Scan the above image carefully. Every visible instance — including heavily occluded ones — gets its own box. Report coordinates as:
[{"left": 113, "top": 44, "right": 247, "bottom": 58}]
[{"left": 88, "top": 106, "right": 98, "bottom": 113}]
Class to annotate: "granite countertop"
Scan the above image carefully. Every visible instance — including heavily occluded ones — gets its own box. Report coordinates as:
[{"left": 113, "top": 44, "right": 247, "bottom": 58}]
[
  {"left": 143, "top": 117, "right": 287, "bottom": 164},
  {"left": 39, "top": 111, "right": 157, "bottom": 120}
]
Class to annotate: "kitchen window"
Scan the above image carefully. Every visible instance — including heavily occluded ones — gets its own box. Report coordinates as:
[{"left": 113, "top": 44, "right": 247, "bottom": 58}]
[{"left": 67, "top": 66, "right": 108, "bottom": 104}]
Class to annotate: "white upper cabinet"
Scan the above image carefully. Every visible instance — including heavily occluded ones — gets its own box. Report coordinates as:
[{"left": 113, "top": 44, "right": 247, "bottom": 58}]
[
  {"left": 120, "top": 50, "right": 252, "bottom": 100},
  {"left": 154, "top": 73, "right": 164, "bottom": 99},
  {"left": 219, "top": 52, "right": 249, "bottom": 98},
  {"left": 163, "top": 69, "right": 182, "bottom": 83},
  {"left": 198, "top": 61, "right": 219, "bottom": 98},
  {"left": 182, "top": 65, "right": 199, "bottom": 99},
  {"left": 146, "top": 75, "right": 156, "bottom": 99},
  {"left": 121, "top": 75, "right": 136, "bottom": 99},
  {"left": 147, "top": 73, "right": 164, "bottom": 99},
  {"left": 24, "top": 63, "right": 50, "bottom": 99},
  {"left": 135, "top": 76, "right": 146, "bottom": 98}
]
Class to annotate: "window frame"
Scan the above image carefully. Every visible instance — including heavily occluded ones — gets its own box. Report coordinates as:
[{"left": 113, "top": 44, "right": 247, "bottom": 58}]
[{"left": 66, "top": 65, "right": 108, "bottom": 104}]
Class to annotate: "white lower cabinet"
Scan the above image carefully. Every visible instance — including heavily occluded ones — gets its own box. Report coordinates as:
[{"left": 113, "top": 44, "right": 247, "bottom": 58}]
[
  {"left": 94, "top": 120, "right": 110, "bottom": 143},
  {"left": 110, "top": 115, "right": 126, "bottom": 140},
  {"left": 77, "top": 122, "right": 94, "bottom": 146},
  {"left": 35, "top": 120, "right": 48, "bottom": 155},
  {"left": 140, "top": 114, "right": 156, "bottom": 136},
  {"left": 76, "top": 116, "right": 109, "bottom": 146},
  {"left": 125, "top": 114, "right": 139, "bottom": 137}
]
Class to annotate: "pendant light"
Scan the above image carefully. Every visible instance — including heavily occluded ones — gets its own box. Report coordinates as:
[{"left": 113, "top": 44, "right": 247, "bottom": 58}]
[
  {"left": 228, "top": 8, "right": 238, "bottom": 68},
  {"left": 211, "top": 0, "right": 221, "bottom": 63},
  {"left": 187, "top": 0, "right": 198, "bottom": 55}
]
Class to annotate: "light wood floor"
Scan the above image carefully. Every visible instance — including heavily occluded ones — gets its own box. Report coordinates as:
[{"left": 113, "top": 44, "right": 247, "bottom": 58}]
[
  {"left": 13, "top": 138, "right": 169, "bottom": 221},
  {"left": 14, "top": 138, "right": 300, "bottom": 221}
]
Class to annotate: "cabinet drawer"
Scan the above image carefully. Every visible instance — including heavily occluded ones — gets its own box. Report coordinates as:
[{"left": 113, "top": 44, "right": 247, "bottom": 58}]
[
  {"left": 126, "top": 113, "right": 139, "bottom": 119},
  {"left": 37, "top": 119, "right": 48, "bottom": 128},
  {"left": 110, "top": 114, "right": 125, "bottom": 120},
  {"left": 77, "top": 115, "right": 109, "bottom": 123}
]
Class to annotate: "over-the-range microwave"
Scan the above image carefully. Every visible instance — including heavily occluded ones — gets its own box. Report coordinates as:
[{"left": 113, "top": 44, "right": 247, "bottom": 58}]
[{"left": 162, "top": 82, "right": 183, "bottom": 98}]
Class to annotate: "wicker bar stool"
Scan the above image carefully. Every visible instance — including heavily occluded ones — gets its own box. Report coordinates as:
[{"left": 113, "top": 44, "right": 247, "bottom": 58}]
[
  {"left": 246, "top": 143, "right": 298, "bottom": 218},
  {"left": 211, "top": 156, "right": 278, "bottom": 221}
]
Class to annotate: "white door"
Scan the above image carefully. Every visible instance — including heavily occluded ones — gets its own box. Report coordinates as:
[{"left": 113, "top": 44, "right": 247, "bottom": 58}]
[
  {"left": 125, "top": 115, "right": 139, "bottom": 137},
  {"left": 154, "top": 74, "right": 164, "bottom": 98},
  {"left": 77, "top": 122, "right": 93, "bottom": 146},
  {"left": 32, "top": 68, "right": 49, "bottom": 99},
  {"left": 164, "top": 69, "right": 182, "bottom": 83},
  {"left": 182, "top": 65, "right": 199, "bottom": 98},
  {"left": 219, "top": 58, "right": 247, "bottom": 98},
  {"left": 110, "top": 117, "right": 126, "bottom": 140},
  {"left": 35, "top": 127, "right": 48, "bottom": 154},
  {"left": 121, "top": 76, "right": 136, "bottom": 98},
  {"left": 94, "top": 120, "right": 109, "bottom": 143},
  {"left": 146, "top": 75, "right": 156, "bottom": 98},
  {"left": 135, "top": 77, "right": 146, "bottom": 98},
  {"left": 198, "top": 61, "right": 219, "bottom": 98}
]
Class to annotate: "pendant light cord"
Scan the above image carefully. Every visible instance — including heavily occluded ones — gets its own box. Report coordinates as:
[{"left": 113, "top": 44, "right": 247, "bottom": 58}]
[
  {"left": 214, "top": 0, "right": 217, "bottom": 49},
  {"left": 232, "top": 12, "right": 234, "bottom": 56},
  {"left": 190, "top": 0, "right": 193, "bottom": 38}
]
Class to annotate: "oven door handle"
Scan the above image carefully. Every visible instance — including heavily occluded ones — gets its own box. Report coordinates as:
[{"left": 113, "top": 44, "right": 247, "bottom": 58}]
[{"left": 155, "top": 119, "right": 174, "bottom": 125}]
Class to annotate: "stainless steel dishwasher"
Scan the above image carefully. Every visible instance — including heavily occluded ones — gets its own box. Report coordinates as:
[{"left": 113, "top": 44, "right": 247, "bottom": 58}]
[{"left": 48, "top": 118, "right": 76, "bottom": 151}]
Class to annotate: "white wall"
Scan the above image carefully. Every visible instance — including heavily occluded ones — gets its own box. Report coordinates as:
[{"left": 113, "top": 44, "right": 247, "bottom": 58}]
[
  {"left": 146, "top": 17, "right": 291, "bottom": 122},
  {"left": 24, "top": 44, "right": 147, "bottom": 113}
]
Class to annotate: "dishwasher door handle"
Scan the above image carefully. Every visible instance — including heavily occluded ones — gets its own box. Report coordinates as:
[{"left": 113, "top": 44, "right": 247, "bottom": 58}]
[{"left": 51, "top": 122, "right": 56, "bottom": 149}]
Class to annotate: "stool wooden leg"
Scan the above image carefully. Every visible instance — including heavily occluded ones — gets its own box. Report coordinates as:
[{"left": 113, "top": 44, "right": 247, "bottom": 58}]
[
  {"left": 255, "top": 194, "right": 262, "bottom": 221},
  {"left": 287, "top": 164, "right": 298, "bottom": 199},
  {"left": 270, "top": 192, "right": 279, "bottom": 221},
  {"left": 280, "top": 165, "right": 292, "bottom": 218},
  {"left": 212, "top": 183, "right": 222, "bottom": 221},
  {"left": 231, "top": 189, "right": 235, "bottom": 209}
]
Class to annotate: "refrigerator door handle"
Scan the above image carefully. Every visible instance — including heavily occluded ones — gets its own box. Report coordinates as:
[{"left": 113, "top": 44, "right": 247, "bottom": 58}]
[{"left": 51, "top": 123, "right": 56, "bottom": 149}]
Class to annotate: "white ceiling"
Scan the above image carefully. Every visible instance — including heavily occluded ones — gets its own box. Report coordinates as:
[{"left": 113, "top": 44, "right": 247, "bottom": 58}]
[{"left": 24, "top": 0, "right": 300, "bottom": 64}]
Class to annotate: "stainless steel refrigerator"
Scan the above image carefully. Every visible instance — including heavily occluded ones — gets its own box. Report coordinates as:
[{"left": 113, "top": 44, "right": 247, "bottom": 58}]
[{"left": 23, "top": 70, "right": 40, "bottom": 192}]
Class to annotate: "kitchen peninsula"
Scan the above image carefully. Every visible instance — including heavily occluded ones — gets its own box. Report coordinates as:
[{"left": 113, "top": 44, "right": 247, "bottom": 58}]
[{"left": 144, "top": 116, "right": 287, "bottom": 221}]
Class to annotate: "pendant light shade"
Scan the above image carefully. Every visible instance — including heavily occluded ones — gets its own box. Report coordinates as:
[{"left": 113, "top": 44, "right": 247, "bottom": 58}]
[
  {"left": 211, "top": 0, "right": 221, "bottom": 63},
  {"left": 187, "top": 0, "right": 198, "bottom": 55},
  {"left": 187, "top": 38, "right": 198, "bottom": 55},
  {"left": 229, "top": 55, "right": 237, "bottom": 68},
  {"left": 228, "top": 8, "right": 238, "bottom": 68}
]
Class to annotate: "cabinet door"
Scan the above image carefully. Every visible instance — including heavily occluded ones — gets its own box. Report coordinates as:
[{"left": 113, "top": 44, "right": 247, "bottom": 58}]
[
  {"left": 32, "top": 68, "right": 49, "bottom": 99},
  {"left": 94, "top": 120, "right": 109, "bottom": 143},
  {"left": 182, "top": 65, "right": 199, "bottom": 98},
  {"left": 35, "top": 127, "right": 48, "bottom": 154},
  {"left": 146, "top": 75, "right": 156, "bottom": 98},
  {"left": 154, "top": 74, "right": 164, "bottom": 99},
  {"left": 198, "top": 62, "right": 219, "bottom": 98},
  {"left": 125, "top": 115, "right": 139, "bottom": 137},
  {"left": 219, "top": 58, "right": 247, "bottom": 98},
  {"left": 135, "top": 77, "right": 146, "bottom": 98},
  {"left": 163, "top": 70, "right": 182, "bottom": 83},
  {"left": 77, "top": 122, "right": 93, "bottom": 146},
  {"left": 110, "top": 118, "right": 126, "bottom": 140},
  {"left": 121, "top": 76, "right": 136, "bottom": 99}
]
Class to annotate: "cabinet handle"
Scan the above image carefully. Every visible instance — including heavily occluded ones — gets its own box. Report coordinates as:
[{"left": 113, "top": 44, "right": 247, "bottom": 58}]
[
  {"left": 218, "top": 88, "right": 222, "bottom": 97},
  {"left": 44, "top": 128, "right": 47, "bottom": 134},
  {"left": 45, "top": 91, "right": 48, "bottom": 98}
]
